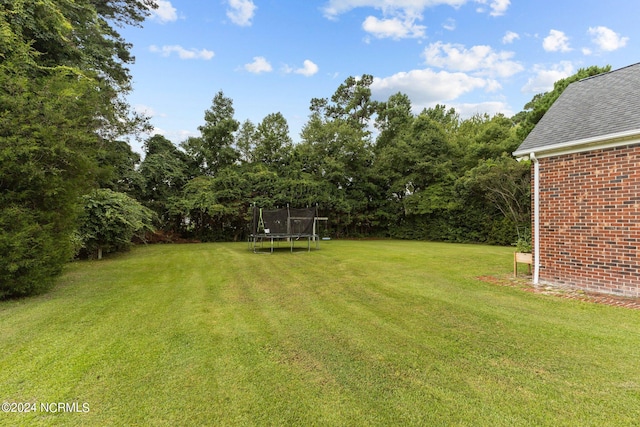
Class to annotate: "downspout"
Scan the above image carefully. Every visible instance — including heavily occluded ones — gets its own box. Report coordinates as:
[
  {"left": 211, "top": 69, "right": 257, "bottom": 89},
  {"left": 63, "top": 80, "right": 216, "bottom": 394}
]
[{"left": 530, "top": 152, "right": 540, "bottom": 285}]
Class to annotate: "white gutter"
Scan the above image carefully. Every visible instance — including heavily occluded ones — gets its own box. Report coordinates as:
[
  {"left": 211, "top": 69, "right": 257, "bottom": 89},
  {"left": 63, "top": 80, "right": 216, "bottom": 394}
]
[
  {"left": 512, "top": 128, "right": 640, "bottom": 158},
  {"left": 530, "top": 152, "right": 540, "bottom": 285}
]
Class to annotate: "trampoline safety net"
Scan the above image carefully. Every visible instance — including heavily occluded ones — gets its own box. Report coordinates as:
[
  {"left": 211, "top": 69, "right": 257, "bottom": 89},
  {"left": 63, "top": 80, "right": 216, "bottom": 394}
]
[{"left": 250, "top": 205, "right": 322, "bottom": 253}]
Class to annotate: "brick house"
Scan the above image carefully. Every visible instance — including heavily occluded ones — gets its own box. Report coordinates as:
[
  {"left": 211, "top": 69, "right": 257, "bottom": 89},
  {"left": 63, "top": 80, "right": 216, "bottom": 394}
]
[{"left": 513, "top": 63, "right": 640, "bottom": 297}]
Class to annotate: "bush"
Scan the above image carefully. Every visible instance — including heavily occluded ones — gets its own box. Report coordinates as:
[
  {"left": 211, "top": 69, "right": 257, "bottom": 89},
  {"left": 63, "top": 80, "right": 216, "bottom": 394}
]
[
  {"left": 77, "top": 189, "right": 155, "bottom": 259},
  {"left": 0, "top": 207, "right": 73, "bottom": 299}
]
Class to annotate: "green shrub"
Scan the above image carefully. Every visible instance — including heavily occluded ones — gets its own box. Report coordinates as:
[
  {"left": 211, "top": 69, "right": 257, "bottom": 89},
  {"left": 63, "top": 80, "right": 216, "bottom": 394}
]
[
  {"left": 77, "top": 189, "right": 155, "bottom": 259},
  {"left": 0, "top": 207, "right": 72, "bottom": 299}
]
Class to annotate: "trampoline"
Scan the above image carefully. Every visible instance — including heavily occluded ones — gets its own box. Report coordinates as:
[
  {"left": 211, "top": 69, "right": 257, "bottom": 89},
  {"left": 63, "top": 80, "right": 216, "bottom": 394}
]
[{"left": 249, "top": 205, "right": 327, "bottom": 253}]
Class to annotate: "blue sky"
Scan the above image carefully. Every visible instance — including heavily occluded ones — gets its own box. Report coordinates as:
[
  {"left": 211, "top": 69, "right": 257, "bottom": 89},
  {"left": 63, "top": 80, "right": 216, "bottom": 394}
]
[{"left": 121, "top": 0, "right": 639, "bottom": 152}]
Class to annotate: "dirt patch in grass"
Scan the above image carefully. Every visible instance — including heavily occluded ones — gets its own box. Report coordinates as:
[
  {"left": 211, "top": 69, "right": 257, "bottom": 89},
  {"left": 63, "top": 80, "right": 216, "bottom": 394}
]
[{"left": 477, "top": 275, "right": 640, "bottom": 310}]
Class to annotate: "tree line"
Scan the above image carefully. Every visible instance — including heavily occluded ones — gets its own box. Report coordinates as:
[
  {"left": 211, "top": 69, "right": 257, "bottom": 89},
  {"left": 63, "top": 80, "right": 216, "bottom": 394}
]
[
  {"left": 135, "top": 88, "right": 529, "bottom": 245},
  {"left": 0, "top": 1, "right": 610, "bottom": 298},
  {"left": 133, "top": 64, "right": 607, "bottom": 244}
]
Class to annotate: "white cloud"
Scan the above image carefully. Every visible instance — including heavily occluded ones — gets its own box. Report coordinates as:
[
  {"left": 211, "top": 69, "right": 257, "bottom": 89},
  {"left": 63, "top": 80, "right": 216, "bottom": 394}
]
[
  {"left": 323, "top": 1, "right": 509, "bottom": 40},
  {"left": 442, "top": 18, "right": 456, "bottom": 31},
  {"left": 150, "top": 0, "right": 178, "bottom": 23},
  {"left": 227, "top": 0, "right": 257, "bottom": 26},
  {"left": 298, "top": 60, "right": 319, "bottom": 76},
  {"left": 423, "top": 41, "right": 523, "bottom": 78},
  {"left": 149, "top": 45, "right": 215, "bottom": 60},
  {"left": 543, "top": 29, "right": 571, "bottom": 52},
  {"left": 244, "top": 56, "right": 272, "bottom": 74},
  {"left": 487, "top": 0, "right": 510, "bottom": 16},
  {"left": 285, "top": 60, "right": 319, "bottom": 77},
  {"left": 521, "top": 61, "right": 574, "bottom": 94},
  {"left": 588, "top": 26, "right": 628, "bottom": 52},
  {"left": 362, "top": 15, "right": 426, "bottom": 39},
  {"left": 167, "top": 129, "right": 199, "bottom": 144},
  {"left": 502, "top": 31, "right": 519, "bottom": 44},
  {"left": 322, "top": 0, "right": 509, "bottom": 19},
  {"left": 371, "top": 68, "right": 495, "bottom": 107},
  {"left": 455, "top": 101, "right": 514, "bottom": 118},
  {"left": 476, "top": 0, "right": 509, "bottom": 16}
]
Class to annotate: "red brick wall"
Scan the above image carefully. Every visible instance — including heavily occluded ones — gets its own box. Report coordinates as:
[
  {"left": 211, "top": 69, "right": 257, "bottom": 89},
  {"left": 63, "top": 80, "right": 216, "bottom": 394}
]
[{"left": 535, "top": 144, "right": 640, "bottom": 297}]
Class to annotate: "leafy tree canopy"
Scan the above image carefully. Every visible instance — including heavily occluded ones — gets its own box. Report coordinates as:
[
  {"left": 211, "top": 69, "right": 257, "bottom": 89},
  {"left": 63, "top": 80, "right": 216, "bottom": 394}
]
[
  {"left": 0, "top": 0, "right": 153, "bottom": 297},
  {"left": 77, "top": 189, "right": 155, "bottom": 258}
]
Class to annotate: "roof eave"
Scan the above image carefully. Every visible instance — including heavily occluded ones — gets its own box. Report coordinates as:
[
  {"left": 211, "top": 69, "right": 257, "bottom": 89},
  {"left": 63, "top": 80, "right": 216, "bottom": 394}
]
[{"left": 513, "top": 128, "right": 640, "bottom": 159}]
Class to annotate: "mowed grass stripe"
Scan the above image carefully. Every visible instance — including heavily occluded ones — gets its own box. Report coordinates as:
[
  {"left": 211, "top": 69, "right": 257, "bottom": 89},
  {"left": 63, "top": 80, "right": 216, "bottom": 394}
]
[{"left": 1, "top": 241, "right": 639, "bottom": 426}]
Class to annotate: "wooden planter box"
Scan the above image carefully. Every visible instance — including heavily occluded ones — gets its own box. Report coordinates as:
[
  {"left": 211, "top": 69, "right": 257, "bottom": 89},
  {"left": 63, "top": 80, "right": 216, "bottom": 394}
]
[{"left": 514, "top": 252, "right": 532, "bottom": 277}]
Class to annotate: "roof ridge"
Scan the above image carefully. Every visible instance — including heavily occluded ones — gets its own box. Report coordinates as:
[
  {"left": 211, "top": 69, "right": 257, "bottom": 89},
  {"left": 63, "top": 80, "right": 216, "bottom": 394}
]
[{"left": 577, "top": 62, "right": 640, "bottom": 83}]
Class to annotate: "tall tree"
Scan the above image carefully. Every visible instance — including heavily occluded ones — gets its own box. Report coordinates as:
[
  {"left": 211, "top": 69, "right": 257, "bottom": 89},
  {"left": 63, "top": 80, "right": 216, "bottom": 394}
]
[
  {"left": 0, "top": 0, "right": 154, "bottom": 298},
  {"left": 182, "top": 91, "right": 240, "bottom": 176},
  {"left": 455, "top": 113, "right": 519, "bottom": 170},
  {"left": 235, "top": 119, "right": 257, "bottom": 163},
  {"left": 0, "top": 69, "right": 99, "bottom": 298},
  {"left": 138, "top": 135, "right": 192, "bottom": 231},
  {"left": 253, "top": 112, "right": 292, "bottom": 173},
  {"left": 302, "top": 76, "right": 378, "bottom": 236},
  {"left": 95, "top": 139, "right": 144, "bottom": 194},
  {"left": 311, "top": 74, "right": 377, "bottom": 133},
  {"left": 174, "top": 169, "right": 247, "bottom": 242},
  {"left": 374, "top": 92, "right": 413, "bottom": 152},
  {"left": 328, "top": 74, "right": 377, "bottom": 131}
]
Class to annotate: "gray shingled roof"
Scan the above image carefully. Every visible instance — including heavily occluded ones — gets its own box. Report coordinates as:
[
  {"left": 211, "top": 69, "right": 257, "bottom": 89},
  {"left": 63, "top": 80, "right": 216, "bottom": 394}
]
[{"left": 513, "top": 63, "right": 640, "bottom": 156}]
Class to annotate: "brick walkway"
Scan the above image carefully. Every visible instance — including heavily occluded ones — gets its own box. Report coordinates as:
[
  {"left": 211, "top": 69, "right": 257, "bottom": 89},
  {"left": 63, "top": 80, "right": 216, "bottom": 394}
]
[{"left": 476, "top": 275, "right": 640, "bottom": 310}]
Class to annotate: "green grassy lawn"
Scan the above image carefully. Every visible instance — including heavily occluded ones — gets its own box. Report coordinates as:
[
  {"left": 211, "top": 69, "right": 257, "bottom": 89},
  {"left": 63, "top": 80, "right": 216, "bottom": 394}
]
[{"left": 1, "top": 240, "right": 640, "bottom": 426}]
